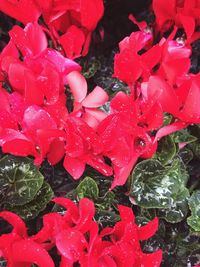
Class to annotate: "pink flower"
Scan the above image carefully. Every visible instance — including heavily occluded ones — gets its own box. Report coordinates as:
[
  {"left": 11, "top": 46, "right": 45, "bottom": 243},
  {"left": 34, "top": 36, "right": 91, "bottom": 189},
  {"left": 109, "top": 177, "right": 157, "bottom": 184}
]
[{"left": 66, "top": 71, "right": 108, "bottom": 129}]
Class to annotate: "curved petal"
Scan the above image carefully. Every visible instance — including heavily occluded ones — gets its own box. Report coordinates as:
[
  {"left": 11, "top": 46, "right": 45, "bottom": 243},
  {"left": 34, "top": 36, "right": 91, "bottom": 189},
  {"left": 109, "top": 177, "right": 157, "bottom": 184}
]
[
  {"left": 63, "top": 155, "right": 85, "bottom": 179},
  {"left": 154, "top": 121, "right": 187, "bottom": 142},
  {"left": 111, "top": 155, "right": 138, "bottom": 190},
  {"left": 139, "top": 250, "right": 162, "bottom": 267},
  {"left": 52, "top": 197, "right": 79, "bottom": 222},
  {"left": 66, "top": 71, "right": 87, "bottom": 103},
  {"left": 12, "top": 239, "right": 54, "bottom": 267},
  {"left": 138, "top": 217, "right": 159, "bottom": 241},
  {"left": 82, "top": 86, "right": 109, "bottom": 108},
  {"left": 56, "top": 229, "right": 87, "bottom": 263},
  {"left": 59, "top": 25, "right": 85, "bottom": 59},
  {"left": 0, "top": 211, "right": 27, "bottom": 237},
  {"left": 75, "top": 198, "right": 95, "bottom": 233},
  {"left": 0, "top": 129, "right": 36, "bottom": 157},
  {"left": 0, "top": 0, "right": 41, "bottom": 24}
]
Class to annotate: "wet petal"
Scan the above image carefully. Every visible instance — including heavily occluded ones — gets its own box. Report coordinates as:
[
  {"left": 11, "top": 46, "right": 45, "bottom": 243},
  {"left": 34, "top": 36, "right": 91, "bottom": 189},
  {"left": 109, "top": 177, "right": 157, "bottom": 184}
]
[
  {"left": 66, "top": 71, "right": 87, "bottom": 103},
  {"left": 82, "top": 86, "right": 109, "bottom": 108}
]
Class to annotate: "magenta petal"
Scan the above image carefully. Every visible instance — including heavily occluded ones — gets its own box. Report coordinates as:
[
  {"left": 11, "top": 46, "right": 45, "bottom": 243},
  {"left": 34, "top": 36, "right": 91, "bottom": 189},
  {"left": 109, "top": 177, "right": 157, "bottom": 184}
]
[
  {"left": 139, "top": 250, "right": 162, "bottom": 267},
  {"left": 32, "top": 213, "right": 63, "bottom": 244},
  {"left": 22, "top": 106, "right": 57, "bottom": 133},
  {"left": 67, "top": 71, "right": 87, "bottom": 103},
  {"left": 56, "top": 229, "right": 87, "bottom": 262},
  {"left": 64, "top": 155, "right": 85, "bottom": 179},
  {"left": 8, "top": 63, "right": 26, "bottom": 92},
  {"left": 0, "top": 211, "right": 27, "bottom": 237},
  {"left": 12, "top": 240, "right": 54, "bottom": 267},
  {"left": 0, "top": 129, "right": 36, "bottom": 157},
  {"left": 181, "top": 79, "right": 200, "bottom": 122},
  {"left": 75, "top": 198, "right": 95, "bottom": 233},
  {"left": 154, "top": 121, "right": 188, "bottom": 142},
  {"left": 82, "top": 86, "right": 109, "bottom": 108},
  {"left": 52, "top": 197, "right": 79, "bottom": 222},
  {"left": 60, "top": 256, "right": 73, "bottom": 267},
  {"left": 138, "top": 217, "right": 159, "bottom": 240},
  {"left": 147, "top": 76, "right": 180, "bottom": 115},
  {"left": 9, "top": 23, "right": 47, "bottom": 57},
  {"left": 117, "top": 205, "right": 135, "bottom": 223},
  {"left": 43, "top": 49, "right": 81, "bottom": 81},
  {"left": 23, "top": 22, "right": 47, "bottom": 55},
  {"left": 59, "top": 25, "right": 85, "bottom": 59},
  {"left": 83, "top": 109, "right": 107, "bottom": 126},
  {"left": 82, "top": 111, "right": 100, "bottom": 129},
  {"left": 47, "top": 138, "right": 65, "bottom": 165},
  {"left": 111, "top": 155, "right": 138, "bottom": 190},
  {"left": 0, "top": 0, "right": 41, "bottom": 24}
]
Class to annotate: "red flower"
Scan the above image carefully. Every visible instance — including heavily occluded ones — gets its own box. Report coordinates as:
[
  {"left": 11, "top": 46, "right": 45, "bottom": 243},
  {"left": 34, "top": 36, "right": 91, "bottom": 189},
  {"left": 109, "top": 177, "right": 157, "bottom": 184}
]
[
  {"left": 66, "top": 71, "right": 108, "bottom": 129},
  {"left": 81, "top": 203, "right": 162, "bottom": 267},
  {"left": 63, "top": 117, "right": 113, "bottom": 179},
  {"left": 113, "top": 31, "right": 153, "bottom": 85},
  {"left": 0, "top": 211, "right": 54, "bottom": 267},
  {"left": 152, "top": 0, "right": 200, "bottom": 41},
  {"left": 0, "top": 0, "right": 40, "bottom": 24},
  {"left": 33, "top": 197, "right": 162, "bottom": 267},
  {"left": 97, "top": 91, "right": 162, "bottom": 189},
  {"left": 114, "top": 31, "right": 191, "bottom": 87}
]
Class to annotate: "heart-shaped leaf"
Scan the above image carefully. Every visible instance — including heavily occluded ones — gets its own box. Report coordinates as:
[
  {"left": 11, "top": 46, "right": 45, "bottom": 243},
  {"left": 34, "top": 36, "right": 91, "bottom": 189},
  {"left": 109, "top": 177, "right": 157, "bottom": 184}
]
[
  {"left": 5, "top": 181, "right": 53, "bottom": 220},
  {"left": 158, "top": 187, "right": 189, "bottom": 223},
  {"left": 154, "top": 135, "right": 176, "bottom": 165},
  {"left": 0, "top": 155, "right": 44, "bottom": 205},
  {"left": 129, "top": 158, "right": 189, "bottom": 210},
  {"left": 187, "top": 190, "right": 200, "bottom": 232},
  {"left": 76, "top": 176, "right": 99, "bottom": 200}
]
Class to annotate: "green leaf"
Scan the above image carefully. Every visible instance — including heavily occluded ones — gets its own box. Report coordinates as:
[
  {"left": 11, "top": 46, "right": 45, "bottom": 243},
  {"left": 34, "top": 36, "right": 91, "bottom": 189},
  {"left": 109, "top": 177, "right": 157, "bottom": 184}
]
[
  {"left": 190, "top": 141, "right": 200, "bottom": 159},
  {"left": 96, "top": 191, "right": 115, "bottom": 210},
  {"left": 5, "top": 181, "right": 53, "bottom": 220},
  {"left": 163, "top": 113, "right": 173, "bottom": 126},
  {"left": 154, "top": 136, "right": 176, "bottom": 165},
  {"left": 130, "top": 158, "right": 189, "bottom": 211},
  {"left": 95, "top": 210, "right": 120, "bottom": 228},
  {"left": 76, "top": 176, "right": 99, "bottom": 200},
  {"left": 178, "top": 147, "right": 193, "bottom": 164},
  {"left": 81, "top": 58, "right": 101, "bottom": 79},
  {"left": 171, "top": 129, "right": 197, "bottom": 144},
  {"left": 158, "top": 187, "right": 189, "bottom": 223},
  {"left": 0, "top": 156, "right": 44, "bottom": 205},
  {"left": 187, "top": 190, "right": 200, "bottom": 232}
]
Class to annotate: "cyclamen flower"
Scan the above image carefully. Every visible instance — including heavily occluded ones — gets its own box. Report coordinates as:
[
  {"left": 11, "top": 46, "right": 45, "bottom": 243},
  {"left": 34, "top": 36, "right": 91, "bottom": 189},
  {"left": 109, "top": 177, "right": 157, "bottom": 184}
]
[
  {"left": 0, "top": 211, "right": 54, "bottom": 267},
  {"left": 152, "top": 0, "right": 200, "bottom": 41},
  {"left": 113, "top": 30, "right": 191, "bottom": 87},
  {"left": 97, "top": 91, "right": 163, "bottom": 189},
  {"left": 0, "top": 22, "right": 80, "bottom": 107},
  {"left": 66, "top": 70, "right": 109, "bottom": 129},
  {"left": 0, "top": 197, "right": 162, "bottom": 266},
  {"left": 0, "top": 0, "right": 104, "bottom": 58},
  {"left": 0, "top": 22, "right": 111, "bottom": 179}
]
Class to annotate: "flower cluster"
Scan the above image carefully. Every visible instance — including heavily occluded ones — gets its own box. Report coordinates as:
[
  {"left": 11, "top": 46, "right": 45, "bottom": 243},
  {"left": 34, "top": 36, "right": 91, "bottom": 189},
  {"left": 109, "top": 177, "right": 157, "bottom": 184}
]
[
  {"left": 0, "top": 6, "right": 200, "bottom": 189},
  {"left": 130, "top": 0, "right": 200, "bottom": 44},
  {"left": 0, "top": 0, "right": 104, "bottom": 58},
  {"left": 0, "top": 197, "right": 162, "bottom": 267},
  {"left": 152, "top": 0, "right": 200, "bottom": 42}
]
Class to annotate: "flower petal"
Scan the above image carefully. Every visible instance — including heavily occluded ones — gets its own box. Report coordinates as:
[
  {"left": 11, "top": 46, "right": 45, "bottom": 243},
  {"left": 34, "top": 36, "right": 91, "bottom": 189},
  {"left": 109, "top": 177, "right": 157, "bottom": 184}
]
[
  {"left": 82, "top": 86, "right": 109, "bottom": 108},
  {"left": 12, "top": 239, "right": 54, "bottom": 267},
  {"left": 66, "top": 71, "right": 87, "bottom": 103}
]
